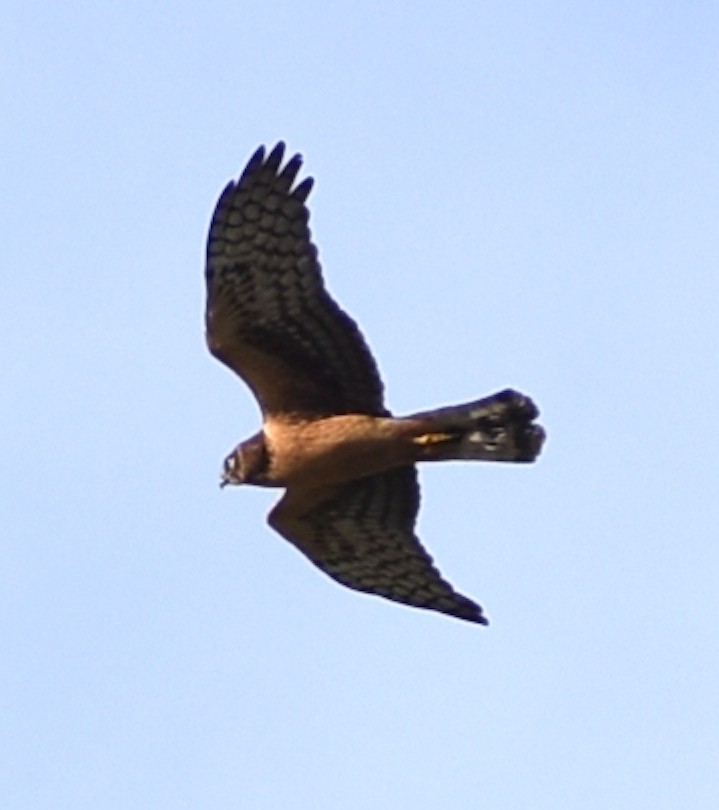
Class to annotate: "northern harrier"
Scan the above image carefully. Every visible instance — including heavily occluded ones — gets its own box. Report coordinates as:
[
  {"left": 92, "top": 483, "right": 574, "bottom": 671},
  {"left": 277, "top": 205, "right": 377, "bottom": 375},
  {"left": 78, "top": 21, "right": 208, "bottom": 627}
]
[{"left": 206, "top": 143, "right": 545, "bottom": 625}]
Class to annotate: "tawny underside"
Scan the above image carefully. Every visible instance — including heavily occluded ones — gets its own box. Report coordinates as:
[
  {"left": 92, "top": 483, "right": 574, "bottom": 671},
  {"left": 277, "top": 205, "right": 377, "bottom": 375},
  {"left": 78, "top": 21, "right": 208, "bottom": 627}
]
[{"left": 262, "top": 414, "right": 430, "bottom": 489}]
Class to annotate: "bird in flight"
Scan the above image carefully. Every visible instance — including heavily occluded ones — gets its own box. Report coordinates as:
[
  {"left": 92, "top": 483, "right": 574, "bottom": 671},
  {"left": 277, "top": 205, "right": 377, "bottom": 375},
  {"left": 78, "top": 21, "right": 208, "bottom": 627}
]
[{"left": 205, "top": 142, "right": 545, "bottom": 625}]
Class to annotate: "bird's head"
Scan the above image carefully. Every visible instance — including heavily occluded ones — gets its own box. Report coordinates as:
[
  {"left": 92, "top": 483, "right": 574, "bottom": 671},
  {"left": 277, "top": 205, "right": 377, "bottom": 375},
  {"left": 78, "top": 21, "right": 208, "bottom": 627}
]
[
  {"left": 219, "top": 432, "right": 270, "bottom": 488},
  {"left": 220, "top": 447, "right": 247, "bottom": 487}
]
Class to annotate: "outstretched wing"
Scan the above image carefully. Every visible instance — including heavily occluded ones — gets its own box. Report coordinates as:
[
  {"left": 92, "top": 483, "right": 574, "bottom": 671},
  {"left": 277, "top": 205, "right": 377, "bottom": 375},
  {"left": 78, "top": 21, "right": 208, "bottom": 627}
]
[
  {"left": 269, "top": 467, "right": 487, "bottom": 625},
  {"left": 206, "top": 142, "right": 387, "bottom": 418}
]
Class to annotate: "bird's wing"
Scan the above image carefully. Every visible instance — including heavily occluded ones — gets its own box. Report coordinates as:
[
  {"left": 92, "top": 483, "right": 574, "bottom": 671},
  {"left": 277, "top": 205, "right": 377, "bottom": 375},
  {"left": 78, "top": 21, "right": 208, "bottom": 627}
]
[
  {"left": 269, "top": 466, "right": 487, "bottom": 625},
  {"left": 206, "top": 142, "right": 387, "bottom": 417}
]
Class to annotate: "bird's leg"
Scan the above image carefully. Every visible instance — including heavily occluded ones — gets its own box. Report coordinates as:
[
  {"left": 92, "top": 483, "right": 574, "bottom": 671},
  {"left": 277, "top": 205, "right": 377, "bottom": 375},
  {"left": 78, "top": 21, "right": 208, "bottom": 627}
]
[{"left": 412, "top": 431, "right": 456, "bottom": 446}]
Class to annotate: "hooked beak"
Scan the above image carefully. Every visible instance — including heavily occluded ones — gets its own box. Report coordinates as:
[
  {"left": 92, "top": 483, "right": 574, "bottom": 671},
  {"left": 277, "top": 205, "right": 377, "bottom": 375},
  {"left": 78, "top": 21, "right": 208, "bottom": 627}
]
[{"left": 220, "top": 470, "right": 241, "bottom": 488}]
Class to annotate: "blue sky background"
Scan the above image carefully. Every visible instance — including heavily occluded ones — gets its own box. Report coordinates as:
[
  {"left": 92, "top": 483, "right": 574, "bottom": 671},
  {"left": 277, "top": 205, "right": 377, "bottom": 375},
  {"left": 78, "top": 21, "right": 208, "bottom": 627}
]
[{"left": 2, "top": 2, "right": 718, "bottom": 808}]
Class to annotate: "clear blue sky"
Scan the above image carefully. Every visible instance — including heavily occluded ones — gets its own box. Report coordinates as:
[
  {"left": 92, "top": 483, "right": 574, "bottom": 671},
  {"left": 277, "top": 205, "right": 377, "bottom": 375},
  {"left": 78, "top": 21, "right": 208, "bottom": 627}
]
[{"left": 2, "top": 2, "right": 718, "bottom": 808}]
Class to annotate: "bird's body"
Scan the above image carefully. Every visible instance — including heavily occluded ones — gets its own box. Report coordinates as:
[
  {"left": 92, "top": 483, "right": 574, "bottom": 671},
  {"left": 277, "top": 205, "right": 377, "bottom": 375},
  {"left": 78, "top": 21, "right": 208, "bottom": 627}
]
[
  {"left": 262, "top": 414, "right": 412, "bottom": 487},
  {"left": 205, "top": 142, "right": 545, "bottom": 625}
]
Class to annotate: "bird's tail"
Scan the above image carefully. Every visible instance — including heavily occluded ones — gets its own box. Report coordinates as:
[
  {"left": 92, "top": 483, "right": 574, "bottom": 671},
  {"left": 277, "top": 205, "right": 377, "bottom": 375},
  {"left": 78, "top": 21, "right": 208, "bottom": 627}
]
[{"left": 407, "top": 389, "right": 545, "bottom": 464}]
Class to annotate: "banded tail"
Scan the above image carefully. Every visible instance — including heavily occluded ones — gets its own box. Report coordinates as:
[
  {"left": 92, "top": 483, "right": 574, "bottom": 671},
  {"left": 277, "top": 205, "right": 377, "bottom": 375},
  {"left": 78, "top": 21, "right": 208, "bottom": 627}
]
[{"left": 408, "top": 389, "right": 545, "bottom": 464}]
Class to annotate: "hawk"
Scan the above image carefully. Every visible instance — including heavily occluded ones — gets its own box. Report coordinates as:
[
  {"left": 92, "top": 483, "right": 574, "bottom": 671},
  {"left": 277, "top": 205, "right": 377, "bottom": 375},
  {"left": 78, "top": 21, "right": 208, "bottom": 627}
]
[{"left": 205, "top": 142, "right": 545, "bottom": 625}]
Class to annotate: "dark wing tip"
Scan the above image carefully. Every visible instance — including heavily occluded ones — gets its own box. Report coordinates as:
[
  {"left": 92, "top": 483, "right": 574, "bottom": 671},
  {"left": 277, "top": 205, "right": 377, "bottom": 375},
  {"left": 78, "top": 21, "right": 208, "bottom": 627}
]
[
  {"left": 449, "top": 599, "right": 489, "bottom": 625},
  {"left": 237, "top": 142, "right": 312, "bottom": 199},
  {"left": 240, "top": 144, "right": 267, "bottom": 181},
  {"left": 420, "top": 578, "right": 488, "bottom": 625},
  {"left": 293, "top": 176, "right": 314, "bottom": 203},
  {"left": 280, "top": 152, "right": 303, "bottom": 182},
  {"left": 238, "top": 141, "right": 287, "bottom": 185},
  {"left": 265, "top": 141, "right": 286, "bottom": 173}
]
